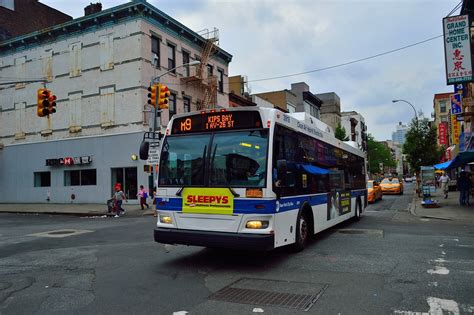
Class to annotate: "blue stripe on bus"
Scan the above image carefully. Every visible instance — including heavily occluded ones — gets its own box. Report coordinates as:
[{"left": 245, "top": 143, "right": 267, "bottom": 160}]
[{"left": 155, "top": 193, "right": 336, "bottom": 214}]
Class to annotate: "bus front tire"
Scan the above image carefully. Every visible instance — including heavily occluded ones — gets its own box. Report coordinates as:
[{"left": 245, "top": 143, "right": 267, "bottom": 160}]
[{"left": 292, "top": 211, "right": 309, "bottom": 252}]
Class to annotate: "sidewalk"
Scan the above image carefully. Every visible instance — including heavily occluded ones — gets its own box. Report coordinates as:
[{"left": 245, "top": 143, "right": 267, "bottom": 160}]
[
  {"left": 0, "top": 202, "right": 155, "bottom": 217},
  {"left": 410, "top": 188, "right": 474, "bottom": 224}
]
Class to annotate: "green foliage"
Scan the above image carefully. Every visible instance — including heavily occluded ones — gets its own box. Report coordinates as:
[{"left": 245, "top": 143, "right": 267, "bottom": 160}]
[
  {"left": 335, "top": 123, "right": 349, "bottom": 141},
  {"left": 367, "top": 134, "right": 396, "bottom": 174},
  {"left": 403, "top": 117, "right": 443, "bottom": 173}
]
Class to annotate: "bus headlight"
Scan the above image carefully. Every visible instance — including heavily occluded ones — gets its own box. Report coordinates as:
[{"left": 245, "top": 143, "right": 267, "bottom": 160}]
[
  {"left": 159, "top": 215, "right": 173, "bottom": 224},
  {"left": 246, "top": 220, "right": 269, "bottom": 229}
]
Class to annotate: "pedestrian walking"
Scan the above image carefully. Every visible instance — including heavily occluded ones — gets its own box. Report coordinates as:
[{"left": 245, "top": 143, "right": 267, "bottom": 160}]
[
  {"left": 137, "top": 185, "right": 150, "bottom": 210},
  {"left": 438, "top": 172, "right": 450, "bottom": 199},
  {"left": 457, "top": 171, "right": 471, "bottom": 206},
  {"left": 113, "top": 183, "right": 127, "bottom": 217}
]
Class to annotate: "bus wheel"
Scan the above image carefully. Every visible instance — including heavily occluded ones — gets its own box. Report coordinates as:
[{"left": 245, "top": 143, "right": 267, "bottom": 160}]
[{"left": 292, "top": 211, "right": 309, "bottom": 252}]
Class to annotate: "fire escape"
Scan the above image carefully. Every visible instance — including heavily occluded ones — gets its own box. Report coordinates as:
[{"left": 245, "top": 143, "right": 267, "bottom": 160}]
[{"left": 181, "top": 28, "right": 219, "bottom": 110}]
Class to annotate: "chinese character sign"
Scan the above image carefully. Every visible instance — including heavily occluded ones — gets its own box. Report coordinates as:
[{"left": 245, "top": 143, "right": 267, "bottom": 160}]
[
  {"left": 451, "top": 114, "right": 461, "bottom": 144},
  {"left": 438, "top": 122, "right": 448, "bottom": 145},
  {"left": 443, "top": 15, "right": 473, "bottom": 84},
  {"left": 450, "top": 93, "right": 462, "bottom": 114}
]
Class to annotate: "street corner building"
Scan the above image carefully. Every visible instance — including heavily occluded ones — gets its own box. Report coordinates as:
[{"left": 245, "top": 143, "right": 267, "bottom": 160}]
[{"left": 0, "top": 0, "right": 232, "bottom": 204}]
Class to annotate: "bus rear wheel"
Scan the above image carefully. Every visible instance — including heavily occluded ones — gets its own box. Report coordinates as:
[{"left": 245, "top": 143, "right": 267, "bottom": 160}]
[{"left": 292, "top": 211, "right": 309, "bottom": 252}]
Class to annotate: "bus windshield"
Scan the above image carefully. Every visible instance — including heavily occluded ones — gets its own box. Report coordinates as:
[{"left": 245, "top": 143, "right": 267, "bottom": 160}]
[{"left": 159, "top": 130, "right": 268, "bottom": 188}]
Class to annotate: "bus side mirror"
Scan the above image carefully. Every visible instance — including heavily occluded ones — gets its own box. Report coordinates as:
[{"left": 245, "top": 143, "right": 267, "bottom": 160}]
[
  {"left": 139, "top": 140, "right": 149, "bottom": 160},
  {"left": 277, "top": 159, "right": 287, "bottom": 187}
]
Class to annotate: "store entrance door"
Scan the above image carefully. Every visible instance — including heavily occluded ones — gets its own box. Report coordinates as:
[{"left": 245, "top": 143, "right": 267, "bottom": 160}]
[{"left": 111, "top": 167, "right": 138, "bottom": 200}]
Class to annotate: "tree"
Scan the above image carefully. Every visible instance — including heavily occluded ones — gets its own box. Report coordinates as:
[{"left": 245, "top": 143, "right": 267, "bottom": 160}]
[
  {"left": 403, "top": 117, "right": 443, "bottom": 173},
  {"left": 335, "top": 123, "right": 349, "bottom": 141},
  {"left": 367, "top": 134, "right": 396, "bottom": 175}
]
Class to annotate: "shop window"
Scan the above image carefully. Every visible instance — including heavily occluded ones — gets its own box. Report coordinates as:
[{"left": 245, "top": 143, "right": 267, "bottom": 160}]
[
  {"left": 64, "top": 169, "right": 97, "bottom": 186},
  {"left": 34, "top": 172, "right": 51, "bottom": 187},
  {"left": 111, "top": 167, "right": 137, "bottom": 199}
]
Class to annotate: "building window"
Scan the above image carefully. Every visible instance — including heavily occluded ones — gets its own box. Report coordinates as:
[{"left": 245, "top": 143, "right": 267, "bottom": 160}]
[
  {"left": 207, "top": 64, "right": 213, "bottom": 78},
  {"left": 183, "top": 51, "right": 190, "bottom": 77},
  {"left": 183, "top": 97, "right": 191, "bottom": 112},
  {"left": 64, "top": 169, "right": 97, "bottom": 186},
  {"left": 168, "top": 44, "right": 175, "bottom": 72},
  {"left": 34, "top": 172, "right": 51, "bottom": 187},
  {"left": 218, "top": 69, "right": 224, "bottom": 93},
  {"left": 287, "top": 103, "right": 296, "bottom": 113},
  {"left": 151, "top": 36, "right": 160, "bottom": 68},
  {"left": 440, "top": 101, "right": 447, "bottom": 113},
  {"left": 169, "top": 93, "right": 176, "bottom": 117}
]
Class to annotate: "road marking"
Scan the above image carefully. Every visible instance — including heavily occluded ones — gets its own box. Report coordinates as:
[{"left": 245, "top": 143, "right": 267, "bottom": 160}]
[
  {"left": 427, "top": 297, "right": 459, "bottom": 315},
  {"left": 27, "top": 229, "right": 93, "bottom": 238},
  {"left": 394, "top": 297, "right": 460, "bottom": 315},
  {"left": 427, "top": 266, "right": 450, "bottom": 275}
]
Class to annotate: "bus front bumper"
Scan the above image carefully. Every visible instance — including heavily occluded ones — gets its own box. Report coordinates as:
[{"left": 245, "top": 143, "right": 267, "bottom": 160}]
[{"left": 154, "top": 227, "right": 275, "bottom": 251}]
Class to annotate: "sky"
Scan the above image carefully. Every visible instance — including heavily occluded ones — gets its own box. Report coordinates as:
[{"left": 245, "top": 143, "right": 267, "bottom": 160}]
[{"left": 41, "top": 0, "right": 461, "bottom": 141}]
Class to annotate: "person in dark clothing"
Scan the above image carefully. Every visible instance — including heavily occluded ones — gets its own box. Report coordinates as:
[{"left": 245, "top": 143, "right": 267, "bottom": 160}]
[{"left": 457, "top": 171, "right": 471, "bottom": 206}]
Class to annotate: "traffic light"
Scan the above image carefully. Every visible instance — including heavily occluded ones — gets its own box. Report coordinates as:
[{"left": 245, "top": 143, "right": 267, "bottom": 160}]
[
  {"left": 147, "top": 84, "right": 158, "bottom": 107},
  {"left": 158, "top": 84, "right": 170, "bottom": 110},
  {"left": 37, "top": 88, "right": 49, "bottom": 117},
  {"left": 37, "top": 89, "right": 56, "bottom": 117},
  {"left": 46, "top": 90, "right": 57, "bottom": 115}
]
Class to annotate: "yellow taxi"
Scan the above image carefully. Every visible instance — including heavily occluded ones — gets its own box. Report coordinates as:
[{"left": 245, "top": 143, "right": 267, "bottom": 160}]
[
  {"left": 368, "top": 180, "right": 383, "bottom": 203},
  {"left": 380, "top": 177, "right": 404, "bottom": 195}
]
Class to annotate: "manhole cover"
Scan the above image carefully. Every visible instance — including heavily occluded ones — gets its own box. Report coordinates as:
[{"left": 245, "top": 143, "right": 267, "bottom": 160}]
[
  {"left": 209, "top": 278, "right": 328, "bottom": 311},
  {"left": 27, "top": 229, "right": 93, "bottom": 238}
]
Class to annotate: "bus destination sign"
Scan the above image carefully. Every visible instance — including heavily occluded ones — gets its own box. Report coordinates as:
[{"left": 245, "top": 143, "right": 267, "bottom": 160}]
[{"left": 171, "top": 111, "right": 262, "bottom": 134}]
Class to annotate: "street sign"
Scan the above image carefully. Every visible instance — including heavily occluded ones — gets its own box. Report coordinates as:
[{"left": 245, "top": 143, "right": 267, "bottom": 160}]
[{"left": 146, "top": 143, "right": 160, "bottom": 165}]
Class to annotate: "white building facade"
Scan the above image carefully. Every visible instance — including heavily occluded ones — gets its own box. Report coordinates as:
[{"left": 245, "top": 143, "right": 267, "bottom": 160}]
[
  {"left": 341, "top": 111, "right": 366, "bottom": 151},
  {"left": 0, "top": 0, "right": 232, "bottom": 203}
]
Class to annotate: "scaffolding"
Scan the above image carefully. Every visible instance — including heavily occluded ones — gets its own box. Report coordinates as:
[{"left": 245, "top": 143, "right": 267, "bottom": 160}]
[{"left": 181, "top": 27, "right": 219, "bottom": 110}]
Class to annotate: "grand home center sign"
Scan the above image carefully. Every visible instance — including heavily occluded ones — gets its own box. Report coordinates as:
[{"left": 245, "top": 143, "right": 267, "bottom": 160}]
[{"left": 443, "top": 15, "right": 473, "bottom": 85}]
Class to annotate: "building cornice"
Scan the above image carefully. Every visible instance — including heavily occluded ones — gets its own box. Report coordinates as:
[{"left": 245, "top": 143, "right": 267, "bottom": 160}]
[{"left": 0, "top": 0, "right": 232, "bottom": 64}]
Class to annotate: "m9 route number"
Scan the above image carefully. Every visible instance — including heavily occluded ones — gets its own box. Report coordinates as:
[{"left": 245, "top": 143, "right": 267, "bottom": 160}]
[{"left": 180, "top": 118, "right": 192, "bottom": 132}]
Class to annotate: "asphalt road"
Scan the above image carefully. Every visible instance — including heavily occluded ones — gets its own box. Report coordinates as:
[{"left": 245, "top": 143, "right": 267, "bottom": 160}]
[{"left": 1, "top": 184, "right": 473, "bottom": 314}]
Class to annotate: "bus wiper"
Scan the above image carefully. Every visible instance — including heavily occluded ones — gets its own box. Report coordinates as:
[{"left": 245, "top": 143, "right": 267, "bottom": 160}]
[{"left": 176, "top": 187, "right": 184, "bottom": 196}]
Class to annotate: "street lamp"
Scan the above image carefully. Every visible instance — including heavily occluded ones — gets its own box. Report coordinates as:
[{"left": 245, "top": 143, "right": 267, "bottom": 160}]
[{"left": 392, "top": 99, "right": 418, "bottom": 123}]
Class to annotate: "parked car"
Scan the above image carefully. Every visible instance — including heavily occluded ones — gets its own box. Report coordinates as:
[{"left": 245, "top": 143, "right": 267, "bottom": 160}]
[
  {"left": 404, "top": 176, "right": 413, "bottom": 183},
  {"left": 368, "top": 180, "right": 383, "bottom": 203},
  {"left": 380, "top": 177, "right": 404, "bottom": 195}
]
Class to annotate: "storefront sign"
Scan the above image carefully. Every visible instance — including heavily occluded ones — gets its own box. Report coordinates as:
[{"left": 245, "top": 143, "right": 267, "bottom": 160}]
[
  {"left": 182, "top": 188, "right": 234, "bottom": 215},
  {"left": 46, "top": 156, "right": 92, "bottom": 166},
  {"left": 438, "top": 122, "right": 448, "bottom": 145},
  {"left": 451, "top": 114, "right": 461, "bottom": 144},
  {"left": 443, "top": 15, "right": 473, "bottom": 84},
  {"left": 451, "top": 93, "right": 462, "bottom": 114}
]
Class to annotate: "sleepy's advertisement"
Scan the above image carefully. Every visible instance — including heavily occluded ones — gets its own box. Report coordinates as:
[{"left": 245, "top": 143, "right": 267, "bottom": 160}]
[{"left": 182, "top": 188, "right": 234, "bottom": 215}]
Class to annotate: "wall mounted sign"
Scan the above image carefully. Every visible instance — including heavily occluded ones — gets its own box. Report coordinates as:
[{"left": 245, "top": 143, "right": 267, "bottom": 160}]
[{"left": 46, "top": 156, "right": 92, "bottom": 166}]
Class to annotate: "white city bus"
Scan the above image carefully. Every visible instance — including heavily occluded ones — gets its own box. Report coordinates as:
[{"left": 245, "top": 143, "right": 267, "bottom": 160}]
[{"left": 154, "top": 107, "right": 367, "bottom": 251}]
